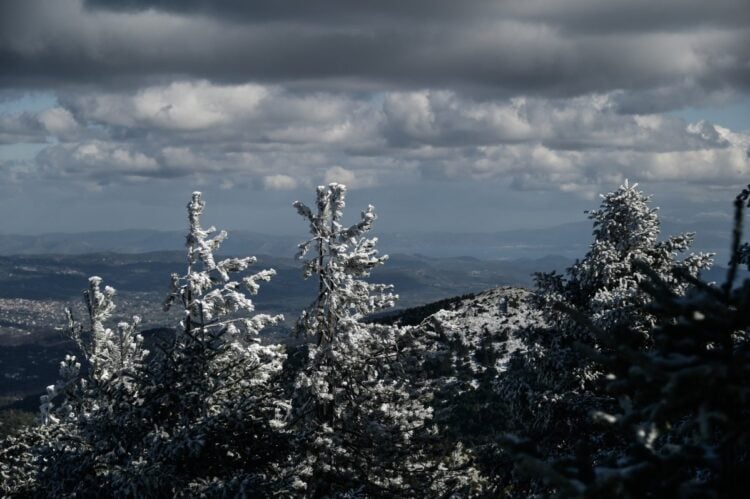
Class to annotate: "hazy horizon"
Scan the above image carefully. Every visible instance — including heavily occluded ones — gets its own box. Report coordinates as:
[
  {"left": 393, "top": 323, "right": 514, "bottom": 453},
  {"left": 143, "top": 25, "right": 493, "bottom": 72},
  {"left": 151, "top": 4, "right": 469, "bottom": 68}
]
[{"left": 0, "top": 215, "right": 741, "bottom": 263}]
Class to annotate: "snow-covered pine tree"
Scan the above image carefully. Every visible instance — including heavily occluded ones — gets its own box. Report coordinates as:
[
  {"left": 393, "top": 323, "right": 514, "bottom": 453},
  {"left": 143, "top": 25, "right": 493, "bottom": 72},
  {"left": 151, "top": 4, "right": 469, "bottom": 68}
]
[
  {"left": 551, "top": 180, "right": 710, "bottom": 335},
  {"left": 292, "top": 183, "right": 396, "bottom": 344},
  {"left": 508, "top": 185, "right": 750, "bottom": 498},
  {"left": 126, "top": 191, "right": 290, "bottom": 495},
  {"left": 499, "top": 181, "right": 712, "bottom": 495},
  {"left": 289, "top": 183, "right": 432, "bottom": 496},
  {"left": 0, "top": 276, "right": 149, "bottom": 497},
  {"left": 1, "top": 192, "right": 292, "bottom": 497},
  {"left": 34, "top": 276, "right": 147, "bottom": 429},
  {"left": 42, "top": 277, "right": 151, "bottom": 495},
  {"left": 160, "top": 191, "right": 286, "bottom": 404}
]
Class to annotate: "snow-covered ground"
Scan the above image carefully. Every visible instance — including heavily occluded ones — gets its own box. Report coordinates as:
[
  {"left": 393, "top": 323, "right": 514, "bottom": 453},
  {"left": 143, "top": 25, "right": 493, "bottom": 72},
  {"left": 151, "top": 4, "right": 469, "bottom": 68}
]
[{"left": 417, "top": 286, "right": 541, "bottom": 373}]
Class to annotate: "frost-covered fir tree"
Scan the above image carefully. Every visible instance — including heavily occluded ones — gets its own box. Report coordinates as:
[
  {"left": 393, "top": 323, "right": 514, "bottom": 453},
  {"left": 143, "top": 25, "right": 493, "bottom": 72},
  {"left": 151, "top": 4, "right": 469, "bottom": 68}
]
[
  {"left": 1, "top": 192, "right": 291, "bottom": 498},
  {"left": 0, "top": 275, "right": 149, "bottom": 497},
  {"left": 42, "top": 277, "right": 151, "bottom": 494},
  {"left": 509, "top": 186, "right": 750, "bottom": 498},
  {"left": 292, "top": 183, "right": 396, "bottom": 343},
  {"left": 36, "top": 276, "right": 148, "bottom": 427},
  {"left": 161, "top": 191, "right": 286, "bottom": 398},
  {"left": 499, "top": 181, "right": 712, "bottom": 495},
  {"left": 578, "top": 188, "right": 750, "bottom": 497},
  {"left": 544, "top": 180, "right": 710, "bottom": 335},
  {"left": 67, "top": 276, "right": 148, "bottom": 387},
  {"left": 289, "top": 183, "right": 432, "bottom": 496},
  {"left": 130, "top": 191, "right": 289, "bottom": 495}
]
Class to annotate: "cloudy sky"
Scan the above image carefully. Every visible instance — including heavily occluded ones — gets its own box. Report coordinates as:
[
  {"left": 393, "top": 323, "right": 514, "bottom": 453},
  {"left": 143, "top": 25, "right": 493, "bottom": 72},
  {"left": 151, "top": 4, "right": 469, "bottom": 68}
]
[{"left": 1, "top": 0, "right": 749, "bottom": 237}]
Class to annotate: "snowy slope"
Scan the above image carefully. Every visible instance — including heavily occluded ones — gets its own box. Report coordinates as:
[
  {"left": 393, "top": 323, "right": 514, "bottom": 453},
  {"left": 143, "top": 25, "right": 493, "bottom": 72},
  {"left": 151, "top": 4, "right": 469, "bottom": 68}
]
[{"left": 415, "top": 286, "right": 542, "bottom": 373}]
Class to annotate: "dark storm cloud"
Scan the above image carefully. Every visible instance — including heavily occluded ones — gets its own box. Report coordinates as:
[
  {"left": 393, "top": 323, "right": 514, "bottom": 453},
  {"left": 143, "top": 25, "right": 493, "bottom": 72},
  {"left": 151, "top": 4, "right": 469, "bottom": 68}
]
[
  {"left": 81, "top": 0, "right": 479, "bottom": 24},
  {"left": 505, "top": 0, "right": 750, "bottom": 34},
  {"left": 1, "top": 0, "right": 748, "bottom": 103},
  {"left": 82, "top": 0, "right": 750, "bottom": 33}
]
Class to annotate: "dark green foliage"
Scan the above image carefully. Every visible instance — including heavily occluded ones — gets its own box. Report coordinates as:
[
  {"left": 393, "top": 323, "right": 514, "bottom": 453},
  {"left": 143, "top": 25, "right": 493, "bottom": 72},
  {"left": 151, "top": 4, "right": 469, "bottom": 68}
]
[
  {"left": 506, "top": 187, "right": 750, "bottom": 498},
  {"left": 0, "top": 408, "right": 36, "bottom": 437},
  {"left": 499, "top": 182, "right": 712, "bottom": 496},
  {"left": 573, "top": 188, "right": 750, "bottom": 498}
]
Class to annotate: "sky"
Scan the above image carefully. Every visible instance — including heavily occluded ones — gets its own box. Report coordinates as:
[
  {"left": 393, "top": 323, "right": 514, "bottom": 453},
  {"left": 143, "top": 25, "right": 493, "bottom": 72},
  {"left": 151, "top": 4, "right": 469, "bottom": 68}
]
[{"left": 1, "top": 0, "right": 749, "bottom": 236}]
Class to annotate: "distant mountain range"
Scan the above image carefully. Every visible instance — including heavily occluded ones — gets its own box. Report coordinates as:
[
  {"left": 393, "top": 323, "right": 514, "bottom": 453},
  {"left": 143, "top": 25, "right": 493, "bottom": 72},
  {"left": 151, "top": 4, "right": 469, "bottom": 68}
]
[
  {"left": 0, "top": 217, "right": 739, "bottom": 260},
  {"left": 0, "top": 252, "right": 570, "bottom": 407},
  {"left": 0, "top": 248, "right": 740, "bottom": 342},
  {"left": 0, "top": 252, "right": 571, "bottom": 312},
  {"left": 0, "top": 249, "right": 744, "bottom": 414}
]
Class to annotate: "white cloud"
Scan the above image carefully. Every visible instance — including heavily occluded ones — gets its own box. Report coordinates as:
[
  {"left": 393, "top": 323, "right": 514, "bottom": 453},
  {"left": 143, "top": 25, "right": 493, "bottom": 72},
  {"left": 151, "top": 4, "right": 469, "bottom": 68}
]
[
  {"left": 324, "top": 166, "right": 378, "bottom": 189},
  {"left": 161, "top": 146, "right": 201, "bottom": 169},
  {"left": 38, "top": 107, "right": 79, "bottom": 138},
  {"left": 3, "top": 82, "right": 745, "bottom": 196},
  {"left": 39, "top": 140, "right": 160, "bottom": 180},
  {"left": 263, "top": 174, "right": 298, "bottom": 190},
  {"left": 132, "top": 81, "right": 268, "bottom": 130},
  {"left": 383, "top": 92, "right": 436, "bottom": 140},
  {"left": 324, "top": 166, "right": 357, "bottom": 186},
  {"left": 74, "top": 81, "right": 269, "bottom": 130}
]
